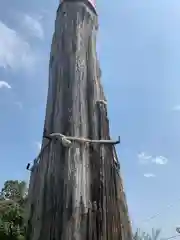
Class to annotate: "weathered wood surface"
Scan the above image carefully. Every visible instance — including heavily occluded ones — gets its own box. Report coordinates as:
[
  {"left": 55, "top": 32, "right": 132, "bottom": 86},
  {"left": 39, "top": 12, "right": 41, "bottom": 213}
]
[{"left": 26, "top": 2, "right": 133, "bottom": 240}]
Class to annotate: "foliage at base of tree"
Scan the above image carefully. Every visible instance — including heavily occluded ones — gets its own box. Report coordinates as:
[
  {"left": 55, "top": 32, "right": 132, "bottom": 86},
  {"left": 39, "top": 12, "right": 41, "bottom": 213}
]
[{"left": 0, "top": 180, "right": 27, "bottom": 240}]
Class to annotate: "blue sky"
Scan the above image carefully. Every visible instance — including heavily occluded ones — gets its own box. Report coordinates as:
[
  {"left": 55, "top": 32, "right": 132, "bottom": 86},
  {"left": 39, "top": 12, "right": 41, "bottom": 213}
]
[{"left": 0, "top": 0, "right": 180, "bottom": 238}]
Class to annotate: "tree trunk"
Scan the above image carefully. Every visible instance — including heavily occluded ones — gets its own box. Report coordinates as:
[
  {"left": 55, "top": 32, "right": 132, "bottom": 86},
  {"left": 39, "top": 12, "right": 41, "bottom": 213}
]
[{"left": 26, "top": 2, "right": 133, "bottom": 240}]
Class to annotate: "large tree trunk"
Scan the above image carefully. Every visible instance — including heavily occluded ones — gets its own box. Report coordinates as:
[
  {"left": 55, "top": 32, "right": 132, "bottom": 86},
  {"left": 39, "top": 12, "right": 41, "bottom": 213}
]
[{"left": 26, "top": 2, "right": 133, "bottom": 240}]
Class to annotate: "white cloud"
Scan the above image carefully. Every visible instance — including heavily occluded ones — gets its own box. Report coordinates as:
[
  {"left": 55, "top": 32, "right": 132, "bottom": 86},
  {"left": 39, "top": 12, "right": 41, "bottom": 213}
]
[
  {"left": 35, "top": 141, "right": 41, "bottom": 151},
  {"left": 138, "top": 152, "right": 152, "bottom": 164},
  {"left": 144, "top": 173, "right": 156, "bottom": 178},
  {"left": 151, "top": 156, "right": 168, "bottom": 165},
  {"left": 14, "top": 101, "right": 23, "bottom": 110},
  {"left": 138, "top": 152, "right": 152, "bottom": 160},
  {"left": 172, "top": 105, "right": 180, "bottom": 111},
  {"left": 0, "top": 81, "right": 11, "bottom": 89},
  {"left": 22, "top": 14, "right": 44, "bottom": 40},
  {"left": 0, "top": 21, "right": 35, "bottom": 70},
  {"left": 138, "top": 152, "right": 168, "bottom": 165}
]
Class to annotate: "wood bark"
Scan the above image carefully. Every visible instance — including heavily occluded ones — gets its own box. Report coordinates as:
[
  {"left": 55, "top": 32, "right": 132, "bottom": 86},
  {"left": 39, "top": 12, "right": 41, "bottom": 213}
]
[{"left": 26, "top": 2, "right": 133, "bottom": 240}]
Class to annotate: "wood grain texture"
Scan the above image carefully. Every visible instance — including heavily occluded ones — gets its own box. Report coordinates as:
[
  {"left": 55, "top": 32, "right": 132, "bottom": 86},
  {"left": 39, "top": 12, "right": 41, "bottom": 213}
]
[{"left": 26, "top": 2, "right": 133, "bottom": 239}]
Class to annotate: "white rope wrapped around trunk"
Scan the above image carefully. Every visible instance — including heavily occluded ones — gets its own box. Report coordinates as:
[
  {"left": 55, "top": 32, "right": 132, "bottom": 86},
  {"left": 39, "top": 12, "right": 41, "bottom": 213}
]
[{"left": 48, "top": 132, "right": 120, "bottom": 147}]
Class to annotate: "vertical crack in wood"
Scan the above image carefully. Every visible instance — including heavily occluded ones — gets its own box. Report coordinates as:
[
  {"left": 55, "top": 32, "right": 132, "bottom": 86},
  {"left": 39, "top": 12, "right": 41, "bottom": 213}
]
[{"left": 26, "top": 2, "right": 133, "bottom": 240}]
